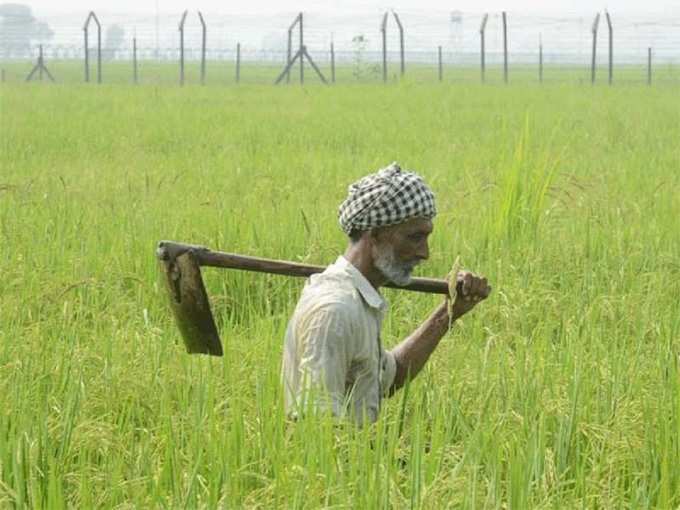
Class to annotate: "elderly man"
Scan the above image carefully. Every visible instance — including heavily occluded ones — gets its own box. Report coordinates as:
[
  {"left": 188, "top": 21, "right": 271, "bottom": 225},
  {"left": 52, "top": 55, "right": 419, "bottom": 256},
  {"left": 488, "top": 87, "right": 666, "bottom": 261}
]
[{"left": 282, "top": 163, "right": 491, "bottom": 425}]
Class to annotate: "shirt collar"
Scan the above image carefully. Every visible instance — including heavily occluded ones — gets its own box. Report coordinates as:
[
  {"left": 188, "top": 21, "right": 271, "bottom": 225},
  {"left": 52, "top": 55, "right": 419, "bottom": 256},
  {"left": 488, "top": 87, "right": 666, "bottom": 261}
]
[{"left": 333, "top": 256, "right": 387, "bottom": 311}]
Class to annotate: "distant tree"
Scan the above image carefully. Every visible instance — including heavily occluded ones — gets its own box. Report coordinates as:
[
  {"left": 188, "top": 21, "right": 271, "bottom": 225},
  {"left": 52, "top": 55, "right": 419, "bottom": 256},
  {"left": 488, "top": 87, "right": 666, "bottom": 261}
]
[
  {"left": 104, "top": 24, "right": 125, "bottom": 60},
  {"left": 351, "top": 34, "right": 380, "bottom": 82},
  {"left": 0, "top": 3, "right": 53, "bottom": 58},
  {"left": 351, "top": 35, "right": 367, "bottom": 81}
]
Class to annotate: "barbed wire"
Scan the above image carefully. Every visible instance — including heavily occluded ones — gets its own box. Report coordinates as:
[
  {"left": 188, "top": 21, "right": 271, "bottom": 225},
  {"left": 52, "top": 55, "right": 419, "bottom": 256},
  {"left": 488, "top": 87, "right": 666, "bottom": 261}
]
[{"left": 1, "top": 9, "right": 678, "bottom": 64}]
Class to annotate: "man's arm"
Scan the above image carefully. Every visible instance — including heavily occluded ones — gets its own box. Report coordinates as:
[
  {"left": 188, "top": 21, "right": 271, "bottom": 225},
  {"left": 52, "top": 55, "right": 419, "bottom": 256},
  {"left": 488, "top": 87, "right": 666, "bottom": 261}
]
[{"left": 388, "top": 271, "right": 491, "bottom": 393}]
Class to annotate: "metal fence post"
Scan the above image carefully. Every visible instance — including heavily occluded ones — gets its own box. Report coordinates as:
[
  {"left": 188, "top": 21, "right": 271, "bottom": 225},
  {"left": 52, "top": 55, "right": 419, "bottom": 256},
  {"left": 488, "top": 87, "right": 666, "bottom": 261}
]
[
  {"left": 438, "top": 46, "right": 443, "bottom": 81},
  {"left": 236, "top": 42, "right": 241, "bottom": 83},
  {"left": 84, "top": 24, "right": 89, "bottom": 82},
  {"left": 286, "top": 29, "right": 292, "bottom": 84},
  {"left": 178, "top": 10, "right": 187, "bottom": 86},
  {"left": 392, "top": 10, "right": 405, "bottom": 76},
  {"left": 26, "top": 44, "right": 55, "bottom": 82},
  {"left": 591, "top": 13, "right": 600, "bottom": 85},
  {"left": 97, "top": 19, "right": 101, "bottom": 83},
  {"left": 647, "top": 47, "right": 652, "bottom": 86},
  {"left": 330, "top": 41, "right": 336, "bottom": 83},
  {"left": 38, "top": 45, "right": 44, "bottom": 81},
  {"left": 539, "top": 35, "right": 543, "bottom": 83},
  {"left": 275, "top": 13, "right": 315, "bottom": 85},
  {"left": 480, "top": 14, "right": 488, "bottom": 83},
  {"left": 83, "top": 12, "right": 101, "bottom": 83},
  {"left": 502, "top": 11, "right": 508, "bottom": 84},
  {"left": 299, "top": 12, "right": 304, "bottom": 85},
  {"left": 301, "top": 45, "right": 328, "bottom": 84},
  {"left": 198, "top": 11, "right": 207, "bottom": 85},
  {"left": 133, "top": 37, "right": 138, "bottom": 84},
  {"left": 381, "top": 12, "right": 388, "bottom": 83},
  {"left": 605, "top": 10, "right": 613, "bottom": 85}
]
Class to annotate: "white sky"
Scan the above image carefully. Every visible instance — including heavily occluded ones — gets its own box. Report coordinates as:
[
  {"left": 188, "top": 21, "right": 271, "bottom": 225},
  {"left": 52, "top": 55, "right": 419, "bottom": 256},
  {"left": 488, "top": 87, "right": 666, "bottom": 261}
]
[{"left": 20, "top": 0, "right": 680, "bottom": 16}]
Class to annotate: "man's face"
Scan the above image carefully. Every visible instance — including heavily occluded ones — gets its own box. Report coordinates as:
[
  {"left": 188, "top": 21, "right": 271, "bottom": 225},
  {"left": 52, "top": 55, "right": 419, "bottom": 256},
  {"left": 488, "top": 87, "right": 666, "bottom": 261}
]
[{"left": 370, "top": 217, "right": 433, "bottom": 286}]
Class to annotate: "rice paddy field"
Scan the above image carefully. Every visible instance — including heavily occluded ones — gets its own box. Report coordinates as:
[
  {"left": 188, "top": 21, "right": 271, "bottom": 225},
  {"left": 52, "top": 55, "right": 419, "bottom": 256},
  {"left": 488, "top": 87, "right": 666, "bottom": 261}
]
[
  {"left": 1, "top": 68, "right": 679, "bottom": 508},
  {"left": 3, "top": 58, "right": 680, "bottom": 86}
]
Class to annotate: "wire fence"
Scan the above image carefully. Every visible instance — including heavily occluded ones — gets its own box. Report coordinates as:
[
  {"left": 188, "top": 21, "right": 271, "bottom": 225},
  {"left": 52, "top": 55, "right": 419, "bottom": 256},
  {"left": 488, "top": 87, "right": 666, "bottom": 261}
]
[{"left": 1, "top": 9, "right": 679, "bottom": 85}]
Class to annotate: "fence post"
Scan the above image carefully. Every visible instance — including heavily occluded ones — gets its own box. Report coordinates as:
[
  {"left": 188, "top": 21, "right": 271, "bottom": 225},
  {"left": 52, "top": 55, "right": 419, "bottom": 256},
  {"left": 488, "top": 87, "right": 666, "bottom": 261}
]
[
  {"left": 301, "top": 45, "right": 329, "bottom": 84},
  {"left": 286, "top": 28, "right": 292, "bottom": 83},
  {"left": 381, "top": 12, "right": 388, "bottom": 83},
  {"left": 647, "top": 47, "right": 652, "bottom": 86},
  {"left": 330, "top": 41, "right": 336, "bottom": 83},
  {"left": 539, "top": 35, "right": 543, "bottom": 83},
  {"left": 299, "top": 12, "right": 304, "bottom": 85},
  {"left": 84, "top": 24, "right": 89, "bottom": 82},
  {"left": 392, "top": 10, "right": 405, "bottom": 77},
  {"left": 38, "top": 45, "right": 44, "bottom": 80},
  {"left": 605, "top": 10, "right": 613, "bottom": 85},
  {"left": 437, "top": 46, "right": 444, "bottom": 81},
  {"left": 178, "top": 10, "right": 187, "bottom": 86},
  {"left": 83, "top": 12, "right": 102, "bottom": 84},
  {"left": 502, "top": 11, "right": 508, "bottom": 84},
  {"left": 591, "top": 13, "right": 600, "bottom": 85},
  {"left": 438, "top": 46, "right": 442, "bottom": 81},
  {"left": 26, "top": 44, "right": 55, "bottom": 82},
  {"left": 480, "top": 14, "right": 488, "bottom": 83},
  {"left": 198, "top": 11, "right": 207, "bottom": 85},
  {"left": 276, "top": 13, "right": 306, "bottom": 85},
  {"left": 97, "top": 19, "right": 101, "bottom": 83},
  {"left": 133, "top": 37, "right": 138, "bottom": 84},
  {"left": 236, "top": 42, "right": 241, "bottom": 83},
  {"left": 1, "top": 69, "right": 5, "bottom": 83}
]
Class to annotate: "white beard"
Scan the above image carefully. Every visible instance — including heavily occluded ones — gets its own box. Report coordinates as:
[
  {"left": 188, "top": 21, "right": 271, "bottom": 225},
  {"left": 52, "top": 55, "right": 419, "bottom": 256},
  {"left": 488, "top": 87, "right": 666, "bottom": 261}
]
[{"left": 373, "top": 243, "right": 417, "bottom": 287}]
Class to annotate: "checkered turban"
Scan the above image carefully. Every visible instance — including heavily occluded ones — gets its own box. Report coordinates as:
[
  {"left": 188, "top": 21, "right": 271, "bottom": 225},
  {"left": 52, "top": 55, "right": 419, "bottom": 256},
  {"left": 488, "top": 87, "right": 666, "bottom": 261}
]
[{"left": 338, "top": 162, "right": 437, "bottom": 235}]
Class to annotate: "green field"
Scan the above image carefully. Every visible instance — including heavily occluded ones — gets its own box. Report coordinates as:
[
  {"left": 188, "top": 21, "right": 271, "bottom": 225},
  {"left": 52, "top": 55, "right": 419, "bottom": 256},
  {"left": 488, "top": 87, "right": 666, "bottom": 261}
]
[
  {"left": 1, "top": 79, "right": 679, "bottom": 508},
  {"left": 3, "top": 58, "right": 679, "bottom": 86}
]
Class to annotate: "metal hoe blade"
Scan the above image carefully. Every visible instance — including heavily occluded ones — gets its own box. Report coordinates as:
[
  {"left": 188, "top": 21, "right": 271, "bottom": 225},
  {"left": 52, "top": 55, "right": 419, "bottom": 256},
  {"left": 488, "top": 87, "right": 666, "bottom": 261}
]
[{"left": 157, "top": 246, "right": 223, "bottom": 356}]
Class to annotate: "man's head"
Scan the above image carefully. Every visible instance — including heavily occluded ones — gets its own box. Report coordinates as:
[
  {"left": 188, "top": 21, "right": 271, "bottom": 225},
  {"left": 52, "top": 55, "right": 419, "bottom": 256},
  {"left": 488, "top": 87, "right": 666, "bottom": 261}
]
[{"left": 339, "top": 163, "right": 436, "bottom": 286}]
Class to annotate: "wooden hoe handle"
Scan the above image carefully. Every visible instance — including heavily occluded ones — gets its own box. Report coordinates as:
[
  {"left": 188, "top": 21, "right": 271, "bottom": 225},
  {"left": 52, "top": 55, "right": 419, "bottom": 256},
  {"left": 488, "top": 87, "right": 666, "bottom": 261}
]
[
  {"left": 156, "top": 240, "right": 450, "bottom": 356},
  {"left": 157, "top": 241, "right": 450, "bottom": 295}
]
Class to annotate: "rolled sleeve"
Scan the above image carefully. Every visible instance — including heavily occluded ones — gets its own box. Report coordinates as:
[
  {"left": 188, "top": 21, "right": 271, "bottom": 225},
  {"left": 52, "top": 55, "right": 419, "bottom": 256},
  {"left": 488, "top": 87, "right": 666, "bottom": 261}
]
[{"left": 380, "top": 348, "right": 397, "bottom": 397}]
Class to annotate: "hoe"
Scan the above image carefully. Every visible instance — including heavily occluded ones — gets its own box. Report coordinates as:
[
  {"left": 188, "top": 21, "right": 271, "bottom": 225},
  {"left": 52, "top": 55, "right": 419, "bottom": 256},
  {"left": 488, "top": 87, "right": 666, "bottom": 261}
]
[{"left": 156, "top": 240, "right": 451, "bottom": 356}]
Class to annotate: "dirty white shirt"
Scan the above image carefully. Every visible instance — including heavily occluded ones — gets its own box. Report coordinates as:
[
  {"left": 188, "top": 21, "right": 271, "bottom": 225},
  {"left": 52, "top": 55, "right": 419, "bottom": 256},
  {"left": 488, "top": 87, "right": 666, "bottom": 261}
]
[{"left": 282, "top": 256, "right": 397, "bottom": 425}]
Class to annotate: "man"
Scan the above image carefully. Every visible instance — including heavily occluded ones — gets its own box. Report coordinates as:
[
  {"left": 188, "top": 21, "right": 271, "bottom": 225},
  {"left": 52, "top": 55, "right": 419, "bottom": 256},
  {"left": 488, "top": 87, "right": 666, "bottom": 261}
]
[{"left": 282, "top": 162, "right": 491, "bottom": 425}]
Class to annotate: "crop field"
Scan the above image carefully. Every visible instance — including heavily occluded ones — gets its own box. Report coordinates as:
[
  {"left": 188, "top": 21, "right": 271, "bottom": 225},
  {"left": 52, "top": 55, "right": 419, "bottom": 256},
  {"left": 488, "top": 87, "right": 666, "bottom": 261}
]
[
  {"left": 3, "top": 58, "right": 680, "bottom": 86},
  {"left": 1, "top": 75, "right": 679, "bottom": 508}
]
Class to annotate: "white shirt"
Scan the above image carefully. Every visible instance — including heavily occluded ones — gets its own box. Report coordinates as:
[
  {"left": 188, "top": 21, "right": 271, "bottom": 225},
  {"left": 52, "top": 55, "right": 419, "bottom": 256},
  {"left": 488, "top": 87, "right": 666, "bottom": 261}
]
[{"left": 282, "top": 256, "right": 398, "bottom": 425}]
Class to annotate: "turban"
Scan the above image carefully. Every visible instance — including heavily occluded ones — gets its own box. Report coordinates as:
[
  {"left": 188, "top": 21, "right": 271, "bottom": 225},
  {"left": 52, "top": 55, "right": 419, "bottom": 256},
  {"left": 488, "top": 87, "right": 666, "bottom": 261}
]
[{"left": 338, "top": 162, "right": 437, "bottom": 235}]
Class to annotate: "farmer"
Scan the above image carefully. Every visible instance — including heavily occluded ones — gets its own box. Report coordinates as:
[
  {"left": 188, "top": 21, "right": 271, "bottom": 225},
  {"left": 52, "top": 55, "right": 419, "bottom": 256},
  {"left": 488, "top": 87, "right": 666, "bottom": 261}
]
[{"left": 282, "top": 162, "right": 491, "bottom": 425}]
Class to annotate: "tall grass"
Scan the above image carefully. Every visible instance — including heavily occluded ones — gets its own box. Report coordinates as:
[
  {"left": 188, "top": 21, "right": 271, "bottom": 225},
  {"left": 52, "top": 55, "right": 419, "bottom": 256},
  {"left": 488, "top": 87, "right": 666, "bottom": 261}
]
[
  {"left": 1, "top": 80, "right": 679, "bottom": 508},
  {"left": 487, "top": 115, "right": 560, "bottom": 243}
]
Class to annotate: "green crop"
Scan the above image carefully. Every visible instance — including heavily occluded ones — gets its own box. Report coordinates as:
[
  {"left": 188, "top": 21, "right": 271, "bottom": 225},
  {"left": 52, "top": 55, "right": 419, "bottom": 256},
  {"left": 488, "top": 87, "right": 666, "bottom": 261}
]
[{"left": 1, "top": 77, "right": 679, "bottom": 508}]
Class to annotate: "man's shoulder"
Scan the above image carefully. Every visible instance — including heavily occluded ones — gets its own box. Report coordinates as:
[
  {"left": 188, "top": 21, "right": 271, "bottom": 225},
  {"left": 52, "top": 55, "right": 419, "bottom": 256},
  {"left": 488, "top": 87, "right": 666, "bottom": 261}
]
[{"left": 297, "top": 270, "right": 363, "bottom": 315}]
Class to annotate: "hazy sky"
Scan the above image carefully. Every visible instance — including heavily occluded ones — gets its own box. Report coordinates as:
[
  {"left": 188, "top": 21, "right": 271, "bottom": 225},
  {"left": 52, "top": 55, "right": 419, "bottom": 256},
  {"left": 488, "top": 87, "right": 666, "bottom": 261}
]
[{"left": 19, "top": 0, "right": 680, "bottom": 15}]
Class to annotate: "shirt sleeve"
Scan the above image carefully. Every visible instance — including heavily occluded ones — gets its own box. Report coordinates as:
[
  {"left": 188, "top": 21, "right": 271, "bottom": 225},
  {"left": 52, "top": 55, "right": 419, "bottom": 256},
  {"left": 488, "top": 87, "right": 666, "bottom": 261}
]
[
  {"left": 296, "top": 302, "right": 356, "bottom": 418},
  {"left": 380, "top": 347, "right": 397, "bottom": 396}
]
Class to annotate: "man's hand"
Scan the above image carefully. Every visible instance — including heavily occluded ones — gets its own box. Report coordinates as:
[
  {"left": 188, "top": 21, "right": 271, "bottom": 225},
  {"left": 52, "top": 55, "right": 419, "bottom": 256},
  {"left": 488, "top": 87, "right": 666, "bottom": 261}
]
[{"left": 450, "top": 270, "right": 492, "bottom": 320}]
